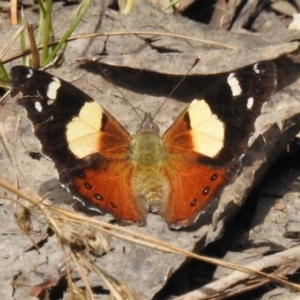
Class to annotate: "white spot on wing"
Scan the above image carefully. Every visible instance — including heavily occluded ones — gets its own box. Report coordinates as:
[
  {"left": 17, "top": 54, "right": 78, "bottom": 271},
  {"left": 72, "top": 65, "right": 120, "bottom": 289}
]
[
  {"left": 247, "top": 97, "right": 254, "bottom": 109},
  {"left": 66, "top": 102, "right": 103, "bottom": 158},
  {"left": 47, "top": 99, "right": 54, "bottom": 105},
  {"left": 47, "top": 77, "right": 61, "bottom": 100},
  {"left": 253, "top": 63, "right": 260, "bottom": 74},
  {"left": 73, "top": 196, "right": 103, "bottom": 213},
  {"left": 227, "top": 73, "right": 242, "bottom": 97},
  {"left": 188, "top": 99, "right": 225, "bottom": 158},
  {"left": 35, "top": 102, "right": 42, "bottom": 112},
  {"left": 26, "top": 69, "right": 33, "bottom": 78}
]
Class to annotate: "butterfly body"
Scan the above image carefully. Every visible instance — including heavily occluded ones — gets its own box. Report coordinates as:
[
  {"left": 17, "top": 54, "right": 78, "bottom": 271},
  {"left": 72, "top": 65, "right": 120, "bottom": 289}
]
[
  {"left": 130, "top": 130, "right": 169, "bottom": 213},
  {"left": 10, "top": 62, "right": 277, "bottom": 229}
]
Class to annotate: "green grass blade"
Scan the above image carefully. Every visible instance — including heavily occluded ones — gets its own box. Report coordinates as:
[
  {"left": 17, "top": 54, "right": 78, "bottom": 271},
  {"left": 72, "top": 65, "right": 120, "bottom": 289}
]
[{"left": 43, "top": 0, "right": 92, "bottom": 66}]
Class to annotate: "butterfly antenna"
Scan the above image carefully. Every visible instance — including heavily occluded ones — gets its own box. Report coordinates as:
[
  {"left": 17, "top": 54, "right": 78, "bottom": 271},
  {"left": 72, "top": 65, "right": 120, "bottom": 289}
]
[
  {"left": 95, "top": 63, "right": 143, "bottom": 121},
  {"left": 152, "top": 56, "right": 201, "bottom": 119}
]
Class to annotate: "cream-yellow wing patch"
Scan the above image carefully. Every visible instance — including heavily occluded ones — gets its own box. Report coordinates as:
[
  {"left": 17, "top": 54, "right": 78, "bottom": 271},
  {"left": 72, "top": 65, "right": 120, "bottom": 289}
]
[
  {"left": 66, "top": 102, "right": 103, "bottom": 158},
  {"left": 187, "top": 99, "right": 225, "bottom": 158}
]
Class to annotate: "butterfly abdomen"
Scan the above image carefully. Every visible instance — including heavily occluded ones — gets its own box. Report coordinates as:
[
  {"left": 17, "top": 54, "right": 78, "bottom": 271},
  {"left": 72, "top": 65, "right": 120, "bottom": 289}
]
[{"left": 132, "top": 168, "right": 169, "bottom": 212}]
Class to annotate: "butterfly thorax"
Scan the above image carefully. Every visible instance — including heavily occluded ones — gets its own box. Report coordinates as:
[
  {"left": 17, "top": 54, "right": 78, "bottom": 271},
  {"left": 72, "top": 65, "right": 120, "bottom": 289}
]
[{"left": 129, "top": 114, "right": 169, "bottom": 212}]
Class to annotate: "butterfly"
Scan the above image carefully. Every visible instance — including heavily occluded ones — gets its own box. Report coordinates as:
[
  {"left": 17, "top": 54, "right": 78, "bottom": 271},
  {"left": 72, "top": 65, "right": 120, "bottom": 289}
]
[{"left": 10, "top": 62, "right": 277, "bottom": 229}]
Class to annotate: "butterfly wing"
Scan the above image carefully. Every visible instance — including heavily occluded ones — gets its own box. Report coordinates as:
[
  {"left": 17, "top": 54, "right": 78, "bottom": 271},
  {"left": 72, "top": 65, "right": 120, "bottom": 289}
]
[
  {"left": 10, "top": 66, "right": 146, "bottom": 225},
  {"left": 162, "top": 61, "right": 277, "bottom": 228}
]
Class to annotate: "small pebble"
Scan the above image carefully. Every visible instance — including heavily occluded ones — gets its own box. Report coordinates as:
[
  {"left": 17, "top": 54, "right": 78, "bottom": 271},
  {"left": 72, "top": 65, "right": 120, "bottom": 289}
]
[{"left": 274, "top": 201, "right": 286, "bottom": 211}]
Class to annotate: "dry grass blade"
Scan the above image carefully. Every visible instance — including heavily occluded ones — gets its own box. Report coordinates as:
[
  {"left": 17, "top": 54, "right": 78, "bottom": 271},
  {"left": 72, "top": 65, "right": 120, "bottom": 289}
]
[
  {"left": 85, "top": 259, "right": 140, "bottom": 300},
  {"left": 54, "top": 213, "right": 110, "bottom": 256},
  {"left": 26, "top": 23, "right": 40, "bottom": 68},
  {"left": 10, "top": 0, "right": 18, "bottom": 25},
  {"left": 1, "top": 30, "right": 236, "bottom": 65},
  {"left": 0, "top": 25, "right": 25, "bottom": 60},
  {"left": 65, "top": 31, "right": 237, "bottom": 50},
  {"left": 0, "top": 177, "right": 299, "bottom": 298},
  {"left": 173, "top": 248, "right": 300, "bottom": 300}
]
